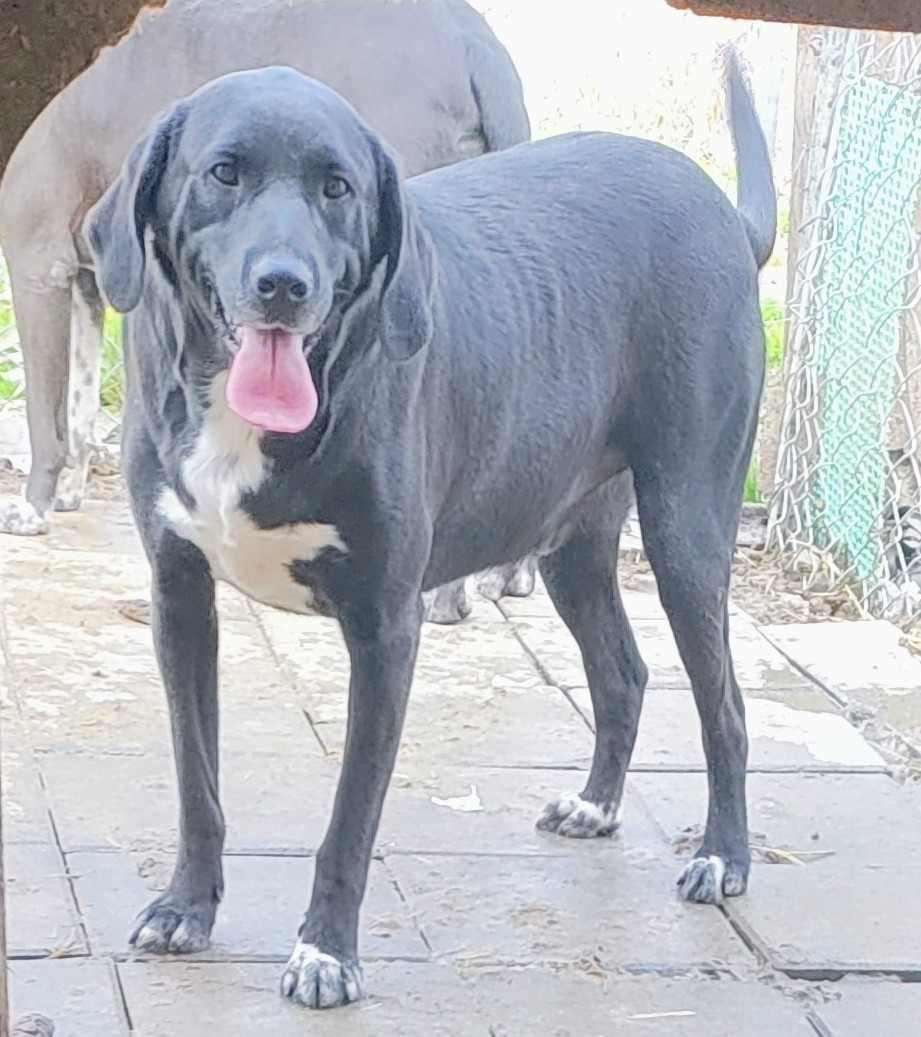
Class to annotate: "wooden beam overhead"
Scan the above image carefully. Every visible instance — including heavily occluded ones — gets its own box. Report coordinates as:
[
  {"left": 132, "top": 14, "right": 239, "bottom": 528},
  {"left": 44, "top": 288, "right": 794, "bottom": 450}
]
[{"left": 666, "top": 0, "right": 921, "bottom": 33}]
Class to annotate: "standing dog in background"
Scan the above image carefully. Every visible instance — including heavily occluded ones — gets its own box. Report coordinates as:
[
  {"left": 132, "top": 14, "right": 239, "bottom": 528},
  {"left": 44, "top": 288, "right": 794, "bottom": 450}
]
[
  {"left": 85, "top": 48, "right": 775, "bottom": 1010},
  {"left": 0, "top": 0, "right": 536, "bottom": 620}
]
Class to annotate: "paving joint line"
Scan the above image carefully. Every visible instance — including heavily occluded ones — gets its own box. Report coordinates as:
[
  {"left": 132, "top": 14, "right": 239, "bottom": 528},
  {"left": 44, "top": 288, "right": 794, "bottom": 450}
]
[
  {"left": 380, "top": 854, "right": 434, "bottom": 956},
  {"left": 248, "top": 604, "right": 330, "bottom": 757}
]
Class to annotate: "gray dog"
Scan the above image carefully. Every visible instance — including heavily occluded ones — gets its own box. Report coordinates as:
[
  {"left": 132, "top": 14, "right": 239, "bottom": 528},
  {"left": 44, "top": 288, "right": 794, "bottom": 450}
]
[{"left": 85, "top": 51, "right": 775, "bottom": 1010}]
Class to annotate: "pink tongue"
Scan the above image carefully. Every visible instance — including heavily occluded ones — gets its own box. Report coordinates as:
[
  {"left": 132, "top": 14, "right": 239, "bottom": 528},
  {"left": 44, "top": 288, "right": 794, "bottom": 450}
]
[{"left": 226, "top": 327, "right": 318, "bottom": 433}]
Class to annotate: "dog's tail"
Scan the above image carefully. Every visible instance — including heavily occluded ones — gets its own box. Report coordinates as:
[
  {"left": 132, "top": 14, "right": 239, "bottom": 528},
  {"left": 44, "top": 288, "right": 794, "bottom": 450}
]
[{"left": 723, "top": 44, "right": 777, "bottom": 270}]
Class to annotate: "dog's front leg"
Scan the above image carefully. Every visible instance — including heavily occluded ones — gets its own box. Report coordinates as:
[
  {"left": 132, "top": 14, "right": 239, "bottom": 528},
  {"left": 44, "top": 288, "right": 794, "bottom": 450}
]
[
  {"left": 130, "top": 533, "right": 225, "bottom": 954},
  {"left": 281, "top": 594, "right": 422, "bottom": 1009}
]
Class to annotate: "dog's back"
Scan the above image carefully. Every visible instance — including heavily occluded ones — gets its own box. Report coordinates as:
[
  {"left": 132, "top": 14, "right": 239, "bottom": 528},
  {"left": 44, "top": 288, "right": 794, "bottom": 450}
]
[{"left": 410, "top": 61, "right": 776, "bottom": 573}]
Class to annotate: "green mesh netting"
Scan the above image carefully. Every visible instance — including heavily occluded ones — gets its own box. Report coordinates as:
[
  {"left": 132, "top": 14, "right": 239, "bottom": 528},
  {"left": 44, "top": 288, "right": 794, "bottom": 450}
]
[{"left": 812, "top": 70, "right": 921, "bottom": 584}]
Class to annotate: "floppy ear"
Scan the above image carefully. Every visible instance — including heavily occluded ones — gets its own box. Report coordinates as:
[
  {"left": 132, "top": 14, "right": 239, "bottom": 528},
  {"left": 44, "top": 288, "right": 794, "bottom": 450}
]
[
  {"left": 372, "top": 139, "right": 435, "bottom": 360},
  {"left": 82, "top": 105, "right": 184, "bottom": 313}
]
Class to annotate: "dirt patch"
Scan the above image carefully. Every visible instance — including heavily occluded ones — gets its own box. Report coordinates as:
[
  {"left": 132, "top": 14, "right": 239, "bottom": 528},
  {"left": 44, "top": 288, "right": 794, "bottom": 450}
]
[
  {"left": 0, "top": 455, "right": 127, "bottom": 503},
  {"left": 618, "top": 547, "right": 862, "bottom": 626}
]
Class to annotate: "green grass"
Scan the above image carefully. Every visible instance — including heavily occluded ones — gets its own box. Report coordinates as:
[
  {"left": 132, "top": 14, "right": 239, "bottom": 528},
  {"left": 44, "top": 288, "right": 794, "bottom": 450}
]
[
  {"left": 744, "top": 461, "right": 762, "bottom": 504},
  {"left": 101, "top": 309, "right": 125, "bottom": 413},
  {"left": 0, "top": 263, "right": 21, "bottom": 402},
  {"left": 743, "top": 298, "right": 788, "bottom": 505},
  {"left": 0, "top": 275, "right": 125, "bottom": 411},
  {"left": 762, "top": 297, "right": 785, "bottom": 371}
]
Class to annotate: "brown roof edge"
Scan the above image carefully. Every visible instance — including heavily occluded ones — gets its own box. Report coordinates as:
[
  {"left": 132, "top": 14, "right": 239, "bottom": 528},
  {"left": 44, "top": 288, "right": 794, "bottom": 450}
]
[{"left": 666, "top": 0, "right": 921, "bottom": 33}]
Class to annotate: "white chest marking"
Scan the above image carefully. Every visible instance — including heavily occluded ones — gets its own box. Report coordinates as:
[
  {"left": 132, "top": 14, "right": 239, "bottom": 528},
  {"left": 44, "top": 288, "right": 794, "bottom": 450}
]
[{"left": 158, "top": 377, "right": 344, "bottom": 614}]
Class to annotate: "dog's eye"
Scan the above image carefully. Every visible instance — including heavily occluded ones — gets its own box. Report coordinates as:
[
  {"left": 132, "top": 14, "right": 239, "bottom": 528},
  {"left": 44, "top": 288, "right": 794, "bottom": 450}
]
[
  {"left": 211, "top": 161, "right": 239, "bottom": 186},
  {"left": 323, "top": 175, "right": 351, "bottom": 200}
]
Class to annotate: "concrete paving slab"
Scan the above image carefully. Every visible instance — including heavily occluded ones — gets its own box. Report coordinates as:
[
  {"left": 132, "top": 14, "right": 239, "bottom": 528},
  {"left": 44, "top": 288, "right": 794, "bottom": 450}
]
[
  {"left": 761, "top": 621, "right": 921, "bottom": 695},
  {"left": 391, "top": 681, "right": 593, "bottom": 770},
  {"left": 1, "top": 649, "right": 56, "bottom": 844},
  {"left": 261, "top": 609, "right": 593, "bottom": 768},
  {"left": 734, "top": 863, "right": 921, "bottom": 976},
  {"left": 513, "top": 616, "right": 815, "bottom": 691},
  {"left": 44, "top": 752, "right": 665, "bottom": 859},
  {"left": 569, "top": 687, "right": 886, "bottom": 771},
  {"left": 39, "top": 752, "right": 179, "bottom": 853},
  {"left": 813, "top": 979, "right": 921, "bottom": 1036},
  {"left": 1, "top": 711, "right": 54, "bottom": 845},
  {"left": 380, "top": 766, "right": 667, "bottom": 857},
  {"left": 8, "top": 598, "right": 310, "bottom": 758},
  {"left": 6, "top": 844, "right": 85, "bottom": 958},
  {"left": 71, "top": 851, "right": 427, "bottom": 961},
  {"left": 10, "top": 960, "right": 129, "bottom": 1037},
  {"left": 630, "top": 771, "right": 920, "bottom": 863},
  {"left": 631, "top": 772, "right": 921, "bottom": 975},
  {"left": 118, "top": 961, "right": 491, "bottom": 1036},
  {"left": 41, "top": 749, "right": 336, "bottom": 853},
  {"left": 0, "top": 501, "right": 143, "bottom": 558},
  {"left": 1, "top": 545, "right": 150, "bottom": 600},
  {"left": 466, "top": 967, "right": 819, "bottom": 1036},
  {"left": 7, "top": 493, "right": 921, "bottom": 1027},
  {"left": 388, "top": 852, "right": 749, "bottom": 967},
  {"left": 762, "top": 622, "right": 921, "bottom": 755}
]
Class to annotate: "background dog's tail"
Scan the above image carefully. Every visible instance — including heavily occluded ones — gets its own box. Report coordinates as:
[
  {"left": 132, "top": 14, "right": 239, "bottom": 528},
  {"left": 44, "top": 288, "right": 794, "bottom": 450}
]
[{"left": 723, "top": 44, "right": 777, "bottom": 270}]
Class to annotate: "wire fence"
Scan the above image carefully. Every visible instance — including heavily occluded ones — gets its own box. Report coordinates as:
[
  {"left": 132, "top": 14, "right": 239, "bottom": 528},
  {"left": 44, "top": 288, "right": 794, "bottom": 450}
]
[{"left": 768, "top": 27, "right": 921, "bottom": 626}]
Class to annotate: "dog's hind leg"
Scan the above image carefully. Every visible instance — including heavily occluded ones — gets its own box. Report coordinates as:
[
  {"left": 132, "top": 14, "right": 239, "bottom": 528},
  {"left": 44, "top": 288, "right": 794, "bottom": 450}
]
[
  {"left": 55, "top": 268, "right": 105, "bottom": 512},
  {"left": 537, "top": 473, "right": 646, "bottom": 838},
  {"left": 633, "top": 459, "right": 751, "bottom": 905},
  {"left": 0, "top": 275, "right": 71, "bottom": 536}
]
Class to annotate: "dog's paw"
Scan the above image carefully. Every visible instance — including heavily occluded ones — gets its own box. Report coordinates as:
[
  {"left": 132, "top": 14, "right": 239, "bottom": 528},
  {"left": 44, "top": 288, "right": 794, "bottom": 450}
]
[
  {"left": 501, "top": 560, "right": 536, "bottom": 598},
  {"left": 130, "top": 894, "right": 217, "bottom": 954},
  {"left": 477, "top": 559, "right": 536, "bottom": 602},
  {"left": 280, "top": 941, "right": 365, "bottom": 1009},
  {"left": 476, "top": 569, "right": 507, "bottom": 602},
  {"left": 53, "top": 491, "right": 83, "bottom": 513},
  {"left": 537, "top": 794, "right": 622, "bottom": 838},
  {"left": 423, "top": 582, "right": 472, "bottom": 625},
  {"left": 53, "top": 467, "right": 86, "bottom": 512},
  {"left": 677, "top": 854, "right": 748, "bottom": 905},
  {"left": 0, "top": 496, "right": 48, "bottom": 536}
]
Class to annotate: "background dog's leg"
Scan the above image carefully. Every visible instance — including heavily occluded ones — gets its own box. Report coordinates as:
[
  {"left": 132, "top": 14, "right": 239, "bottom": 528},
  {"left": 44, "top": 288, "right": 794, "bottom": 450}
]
[
  {"left": 635, "top": 472, "right": 750, "bottom": 905},
  {"left": 537, "top": 478, "right": 645, "bottom": 838},
  {"left": 55, "top": 268, "right": 104, "bottom": 512},
  {"left": 131, "top": 536, "right": 225, "bottom": 954},
  {"left": 0, "top": 280, "right": 71, "bottom": 535},
  {"left": 282, "top": 600, "right": 421, "bottom": 1009}
]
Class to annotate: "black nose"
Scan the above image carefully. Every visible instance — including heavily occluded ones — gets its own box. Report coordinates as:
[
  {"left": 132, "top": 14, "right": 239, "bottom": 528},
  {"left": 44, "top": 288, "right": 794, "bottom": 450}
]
[{"left": 251, "top": 259, "right": 311, "bottom": 304}]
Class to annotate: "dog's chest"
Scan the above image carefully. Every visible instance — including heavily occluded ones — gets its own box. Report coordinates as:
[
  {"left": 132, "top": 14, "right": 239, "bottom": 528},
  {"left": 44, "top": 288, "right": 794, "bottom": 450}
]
[{"left": 158, "top": 401, "right": 343, "bottom": 614}]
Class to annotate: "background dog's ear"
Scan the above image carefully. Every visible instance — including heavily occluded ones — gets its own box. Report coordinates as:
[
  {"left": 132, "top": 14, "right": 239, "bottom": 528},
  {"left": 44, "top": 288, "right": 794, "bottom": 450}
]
[
  {"left": 82, "top": 105, "right": 184, "bottom": 313},
  {"left": 373, "top": 139, "right": 435, "bottom": 361}
]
